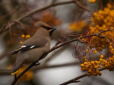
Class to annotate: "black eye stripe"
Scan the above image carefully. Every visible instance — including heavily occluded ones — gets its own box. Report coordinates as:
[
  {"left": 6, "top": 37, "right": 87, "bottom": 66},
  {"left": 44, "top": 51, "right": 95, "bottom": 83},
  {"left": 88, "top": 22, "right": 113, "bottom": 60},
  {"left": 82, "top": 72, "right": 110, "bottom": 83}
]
[
  {"left": 42, "top": 26, "right": 52, "bottom": 30},
  {"left": 42, "top": 25, "right": 56, "bottom": 36}
]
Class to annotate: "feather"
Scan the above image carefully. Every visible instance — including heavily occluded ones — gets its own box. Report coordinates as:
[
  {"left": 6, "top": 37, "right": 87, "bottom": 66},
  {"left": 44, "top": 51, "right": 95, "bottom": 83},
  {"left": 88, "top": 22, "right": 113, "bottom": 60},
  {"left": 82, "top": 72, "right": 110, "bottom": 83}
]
[{"left": 11, "top": 45, "right": 39, "bottom": 55}]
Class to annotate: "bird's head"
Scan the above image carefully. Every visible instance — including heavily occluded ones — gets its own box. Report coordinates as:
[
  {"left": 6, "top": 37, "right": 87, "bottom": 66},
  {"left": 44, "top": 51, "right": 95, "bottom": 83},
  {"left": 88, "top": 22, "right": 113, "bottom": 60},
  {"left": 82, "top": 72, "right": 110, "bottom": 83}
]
[{"left": 34, "top": 22, "right": 56, "bottom": 36}]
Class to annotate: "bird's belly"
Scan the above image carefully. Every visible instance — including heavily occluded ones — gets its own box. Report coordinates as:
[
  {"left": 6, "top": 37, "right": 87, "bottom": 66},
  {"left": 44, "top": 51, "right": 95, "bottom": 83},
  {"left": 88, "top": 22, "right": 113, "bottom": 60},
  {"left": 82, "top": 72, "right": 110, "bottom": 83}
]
[{"left": 25, "top": 48, "right": 45, "bottom": 64}]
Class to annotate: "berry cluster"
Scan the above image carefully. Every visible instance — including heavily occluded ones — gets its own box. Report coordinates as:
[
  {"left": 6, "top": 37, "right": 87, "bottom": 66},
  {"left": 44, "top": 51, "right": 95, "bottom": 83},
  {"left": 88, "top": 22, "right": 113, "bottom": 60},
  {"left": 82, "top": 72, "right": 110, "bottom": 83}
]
[
  {"left": 20, "top": 34, "right": 31, "bottom": 44},
  {"left": 70, "top": 21, "right": 85, "bottom": 33},
  {"left": 16, "top": 67, "right": 33, "bottom": 81},
  {"left": 81, "top": 56, "right": 102, "bottom": 76},
  {"left": 109, "top": 42, "right": 114, "bottom": 54},
  {"left": 101, "top": 55, "right": 114, "bottom": 71},
  {"left": 89, "top": 3, "right": 114, "bottom": 50},
  {"left": 81, "top": 54, "right": 114, "bottom": 76},
  {"left": 89, "top": 0, "right": 97, "bottom": 3}
]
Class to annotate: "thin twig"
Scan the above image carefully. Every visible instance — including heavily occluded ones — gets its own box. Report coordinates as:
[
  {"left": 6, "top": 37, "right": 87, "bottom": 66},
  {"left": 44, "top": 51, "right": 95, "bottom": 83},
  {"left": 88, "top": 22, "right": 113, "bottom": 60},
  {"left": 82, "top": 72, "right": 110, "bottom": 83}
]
[
  {"left": 60, "top": 69, "right": 104, "bottom": 85},
  {"left": 0, "top": 62, "right": 79, "bottom": 75},
  {"left": 0, "top": 7, "right": 20, "bottom": 20},
  {"left": 11, "top": 21, "right": 27, "bottom": 30},
  {"left": 0, "top": 1, "right": 75, "bottom": 34},
  {"left": 75, "top": 0, "right": 93, "bottom": 15}
]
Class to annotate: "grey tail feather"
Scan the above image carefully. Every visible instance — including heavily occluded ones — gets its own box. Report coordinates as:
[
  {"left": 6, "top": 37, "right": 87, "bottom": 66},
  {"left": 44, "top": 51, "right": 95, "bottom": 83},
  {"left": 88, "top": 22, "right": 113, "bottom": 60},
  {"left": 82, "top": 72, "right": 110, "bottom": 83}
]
[
  {"left": 0, "top": 52, "right": 12, "bottom": 60},
  {"left": 0, "top": 50, "right": 19, "bottom": 60}
]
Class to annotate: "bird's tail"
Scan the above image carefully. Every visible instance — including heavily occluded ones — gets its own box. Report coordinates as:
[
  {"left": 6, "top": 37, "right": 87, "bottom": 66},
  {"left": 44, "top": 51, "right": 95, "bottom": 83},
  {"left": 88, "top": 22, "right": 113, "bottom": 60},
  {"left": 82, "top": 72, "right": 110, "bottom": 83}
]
[
  {"left": 0, "top": 52, "right": 12, "bottom": 60},
  {"left": 11, "top": 61, "right": 23, "bottom": 75}
]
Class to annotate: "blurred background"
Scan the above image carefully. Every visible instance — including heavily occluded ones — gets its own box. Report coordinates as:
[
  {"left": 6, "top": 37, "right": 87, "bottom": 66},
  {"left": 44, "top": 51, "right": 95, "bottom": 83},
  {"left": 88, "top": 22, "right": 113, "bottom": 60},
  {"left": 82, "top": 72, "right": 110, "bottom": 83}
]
[{"left": 0, "top": 0, "right": 114, "bottom": 85}]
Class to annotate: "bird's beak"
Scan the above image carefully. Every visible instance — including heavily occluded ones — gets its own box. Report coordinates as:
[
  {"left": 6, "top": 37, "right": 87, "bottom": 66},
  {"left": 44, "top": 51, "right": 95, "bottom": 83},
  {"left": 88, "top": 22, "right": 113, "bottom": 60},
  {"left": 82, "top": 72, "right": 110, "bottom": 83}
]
[
  {"left": 49, "top": 28, "right": 56, "bottom": 36},
  {"left": 49, "top": 28, "right": 56, "bottom": 32},
  {"left": 51, "top": 28, "right": 56, "bottom": 31}
]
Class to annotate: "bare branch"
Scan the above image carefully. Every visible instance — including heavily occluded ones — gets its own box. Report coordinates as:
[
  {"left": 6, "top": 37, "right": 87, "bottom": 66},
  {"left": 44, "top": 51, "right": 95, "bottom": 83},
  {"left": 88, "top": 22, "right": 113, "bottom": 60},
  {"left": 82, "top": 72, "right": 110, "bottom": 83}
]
[
  {"left": 75, "top": 0, "right": 93, "bottom": 15},
  {"left": 0, "top": 62, "right": 79, "bottom": 75},
  {"left": 60, "top": 69, "right": 103, "bottom": 85},
  {"left": 0, "top": 7, "right": 20, "bottom": 20},
  {"left": 0, "top": 1, "right": 75, "bottom": 34}
]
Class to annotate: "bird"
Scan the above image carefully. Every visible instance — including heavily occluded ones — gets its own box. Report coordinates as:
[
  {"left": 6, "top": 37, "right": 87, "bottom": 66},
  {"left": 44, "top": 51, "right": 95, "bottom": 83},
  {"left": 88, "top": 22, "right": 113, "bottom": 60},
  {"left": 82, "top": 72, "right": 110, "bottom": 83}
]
[{"left": 10, "top": 22, "right": 56, "bottom": 75}]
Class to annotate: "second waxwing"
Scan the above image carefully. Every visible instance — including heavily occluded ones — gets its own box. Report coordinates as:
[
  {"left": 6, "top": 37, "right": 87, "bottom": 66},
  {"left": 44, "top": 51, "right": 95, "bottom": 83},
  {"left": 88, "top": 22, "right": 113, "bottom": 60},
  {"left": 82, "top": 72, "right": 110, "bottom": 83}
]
[{"left": 11, "top": 22, "right": 56, "bottom": 75}]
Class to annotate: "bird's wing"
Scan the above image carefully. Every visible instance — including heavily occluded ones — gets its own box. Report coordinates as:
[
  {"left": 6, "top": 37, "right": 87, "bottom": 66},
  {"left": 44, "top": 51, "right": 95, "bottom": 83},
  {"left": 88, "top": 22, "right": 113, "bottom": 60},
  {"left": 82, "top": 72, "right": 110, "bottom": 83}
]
[
  {"left": 10, "top": 45, "right": 39, "bottom": 55},
  {"left": 10, "top": 36, "right": 48, "bottom": 55},
  {"left": 0, "top": 45, "right": 38, "bottom": 59}
]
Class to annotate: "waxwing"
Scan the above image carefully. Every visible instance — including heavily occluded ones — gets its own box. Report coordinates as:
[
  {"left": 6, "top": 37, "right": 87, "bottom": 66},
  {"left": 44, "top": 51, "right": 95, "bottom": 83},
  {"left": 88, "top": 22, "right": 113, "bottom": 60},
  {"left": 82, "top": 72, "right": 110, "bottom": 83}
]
[{"left": 11, "top": 22, "right": 56, "bottom": 75}]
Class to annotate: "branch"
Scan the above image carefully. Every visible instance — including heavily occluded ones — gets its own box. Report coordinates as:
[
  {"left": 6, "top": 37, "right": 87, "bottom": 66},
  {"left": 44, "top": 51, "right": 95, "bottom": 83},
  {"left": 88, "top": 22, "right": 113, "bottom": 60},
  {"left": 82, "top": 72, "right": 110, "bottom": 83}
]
[
  {"left": 0, "top": 62, "right": 79, "bottom": 75},
  {"left": 60, "top": 69, "right": 103, "bottom": 85},
  {"left": 75, "top": 0, "right": 93, "bottom": 15},
  {"left": 0, "top": 0, "right": 75, "bottom": 34},
  {"left": 0, "top": 7, "right": 20, "bottom": 20}
]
